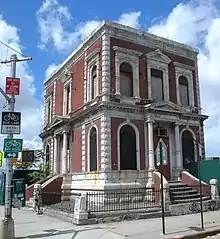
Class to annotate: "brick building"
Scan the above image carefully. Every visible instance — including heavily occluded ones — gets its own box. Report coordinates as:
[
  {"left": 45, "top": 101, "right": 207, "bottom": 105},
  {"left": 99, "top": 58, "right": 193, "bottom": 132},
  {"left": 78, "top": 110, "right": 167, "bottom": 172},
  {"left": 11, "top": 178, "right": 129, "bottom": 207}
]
[{"left": 39, "top": 21, "right": 208, "bottom": 196}]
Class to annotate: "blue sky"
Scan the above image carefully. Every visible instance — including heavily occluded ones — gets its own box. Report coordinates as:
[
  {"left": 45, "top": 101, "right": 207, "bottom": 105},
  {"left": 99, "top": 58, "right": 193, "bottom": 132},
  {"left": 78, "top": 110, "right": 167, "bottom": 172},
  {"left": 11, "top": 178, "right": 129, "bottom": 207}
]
[{"left": 0, "top": 0, "right": 220, "bottom": 168}]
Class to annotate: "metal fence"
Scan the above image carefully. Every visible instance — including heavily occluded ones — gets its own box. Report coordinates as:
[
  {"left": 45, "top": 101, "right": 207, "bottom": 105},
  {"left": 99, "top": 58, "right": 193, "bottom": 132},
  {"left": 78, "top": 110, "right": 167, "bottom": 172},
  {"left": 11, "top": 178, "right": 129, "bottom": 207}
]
[{"left": 86, "top": 187, "right": 161, "bottom": 213}]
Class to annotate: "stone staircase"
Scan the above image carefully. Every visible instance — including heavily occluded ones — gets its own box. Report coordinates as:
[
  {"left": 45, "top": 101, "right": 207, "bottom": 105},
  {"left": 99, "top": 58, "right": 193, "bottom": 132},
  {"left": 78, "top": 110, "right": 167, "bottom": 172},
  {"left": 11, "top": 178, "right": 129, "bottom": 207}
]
[{"left": 168, "top": 180, "right": 210, "bottom": 204}]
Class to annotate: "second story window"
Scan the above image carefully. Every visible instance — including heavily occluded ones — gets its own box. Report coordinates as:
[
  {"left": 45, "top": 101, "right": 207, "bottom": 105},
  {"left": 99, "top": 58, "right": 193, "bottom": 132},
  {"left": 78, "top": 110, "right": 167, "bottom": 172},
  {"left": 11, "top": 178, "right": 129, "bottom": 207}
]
[
  {"left": 179, "top": 76, "right": 189, "bottom": 106},
  {"left": 63, "top": 84, "right": 71, "bottom": 115},
  {"left": 120, "top": 62, "right": 133, "bottom": 97},
  {"left": 91, "top": 65, "right": 98, "bottom": 100},
  {"left": 151, "top": 69, "right": 164, "bottom": 101},
  {"left": 45, "top": 95, "right": 52, "bottom": 125},
  {"left": 47, "top": 100, "right": 51, "bottom": 123}
]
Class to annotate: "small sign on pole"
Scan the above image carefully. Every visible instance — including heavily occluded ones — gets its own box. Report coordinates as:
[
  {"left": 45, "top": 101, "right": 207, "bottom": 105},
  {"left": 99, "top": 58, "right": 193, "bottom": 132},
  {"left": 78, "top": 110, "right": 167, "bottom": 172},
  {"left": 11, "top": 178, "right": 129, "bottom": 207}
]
[
  {"left": 1, "top": 112, "right": 21, "bottom": 134},
  {"left": 3, "top": 139, "right": 23, "bottom": 154},
  {"left": 0, "top": 152, "right": 3, "bottom": 167},
  {"left": 5, "top": 77, "right": 20, "bottom": 95}
]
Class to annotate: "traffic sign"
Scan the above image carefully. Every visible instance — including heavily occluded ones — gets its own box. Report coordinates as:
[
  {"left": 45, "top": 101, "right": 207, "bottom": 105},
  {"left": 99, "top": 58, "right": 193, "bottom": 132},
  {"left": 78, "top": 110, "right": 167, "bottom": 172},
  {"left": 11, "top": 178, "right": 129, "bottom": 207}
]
[
  {"left": 5, "top": 77, "right": 20, "bottom": 95},
  {"left": 0, "top": 151, "right": 3, "bottom": 167},
  {"left": 1, "top": 112, "right": 21, "bottom": 134},
  {"left": 3, "top": 139, "right": 23, "bottom": 153},
  {"left": 22, "top": 150, "right": 35, "bottom": 162},
  {"left": 4, "top": 152, "right": 18, "bottom": 159}
]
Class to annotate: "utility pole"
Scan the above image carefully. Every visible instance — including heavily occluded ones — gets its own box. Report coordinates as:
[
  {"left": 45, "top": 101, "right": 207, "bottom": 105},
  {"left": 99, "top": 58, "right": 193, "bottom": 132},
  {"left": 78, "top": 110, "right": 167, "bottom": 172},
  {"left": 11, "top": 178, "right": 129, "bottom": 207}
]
[{"left": 0, "top": 54, "right": 32, "bottom": 239}]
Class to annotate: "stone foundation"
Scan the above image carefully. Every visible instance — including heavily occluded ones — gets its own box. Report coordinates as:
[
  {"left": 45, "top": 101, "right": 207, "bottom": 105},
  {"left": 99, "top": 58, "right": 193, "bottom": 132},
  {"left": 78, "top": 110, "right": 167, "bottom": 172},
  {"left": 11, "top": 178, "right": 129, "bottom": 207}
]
[{"left": 62, "top": 170, "right": 149, "bottom": 200}]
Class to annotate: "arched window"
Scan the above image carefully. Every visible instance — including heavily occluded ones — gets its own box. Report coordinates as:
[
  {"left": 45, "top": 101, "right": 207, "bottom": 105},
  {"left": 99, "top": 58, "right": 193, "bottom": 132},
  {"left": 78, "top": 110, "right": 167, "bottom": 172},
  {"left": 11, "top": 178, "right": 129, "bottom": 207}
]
[
  {"left": 89, "top": 127, "right": 98, "bottom": 171},
  {"left": 119, "top": 62, "right": 133, "bottom": 97},
  {"left": 91, "top": 65, "right": 97, "bottom": 100},
  {"left": 179, "top": 76, "right": 189, "bottom": 106},
  {"left": 151, "top": 69, "right": 164, "bottom": 101},
  {"left": 119, "top": 125, "right": 137, "bottom": 170},
  {"left": 182, "top": 130, "right": 195, "bottom": 167}
]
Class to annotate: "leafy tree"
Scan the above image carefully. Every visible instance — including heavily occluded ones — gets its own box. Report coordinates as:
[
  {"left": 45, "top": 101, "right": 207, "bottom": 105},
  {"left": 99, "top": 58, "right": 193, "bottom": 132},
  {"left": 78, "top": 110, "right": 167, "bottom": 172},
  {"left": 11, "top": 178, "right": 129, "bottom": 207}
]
[{"left": 27, "top": 163, "right": 50, "bottom": 184}]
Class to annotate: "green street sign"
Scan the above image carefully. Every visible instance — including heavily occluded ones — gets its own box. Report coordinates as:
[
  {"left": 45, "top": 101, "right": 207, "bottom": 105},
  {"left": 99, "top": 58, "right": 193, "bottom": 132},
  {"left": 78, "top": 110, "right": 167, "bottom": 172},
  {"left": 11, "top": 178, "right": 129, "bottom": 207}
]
[
  {"left": 3, "top": 139, "right": 23, "bottom": 153},
  {"left": 4, "top": 152, "right": 19, "bottom": 159}
]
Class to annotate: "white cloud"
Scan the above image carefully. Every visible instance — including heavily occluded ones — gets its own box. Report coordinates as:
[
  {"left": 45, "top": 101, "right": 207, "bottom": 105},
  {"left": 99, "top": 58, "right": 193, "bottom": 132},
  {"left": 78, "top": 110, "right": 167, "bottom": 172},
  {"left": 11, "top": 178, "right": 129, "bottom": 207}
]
[
  {"left": 117, "top": 11, "right": 141, "bottom": 29},
  {"left": 45, "top": 63, "right": 59, "bottom": 79},
  {"left": 37, "top": 0, "right": 141, "bottom": 52},
  {"left": 148, "top": 0, "right": 220, "bottom": 156},
  {"left": 0, "top": 15, "right": 43, "bottom": 167}
]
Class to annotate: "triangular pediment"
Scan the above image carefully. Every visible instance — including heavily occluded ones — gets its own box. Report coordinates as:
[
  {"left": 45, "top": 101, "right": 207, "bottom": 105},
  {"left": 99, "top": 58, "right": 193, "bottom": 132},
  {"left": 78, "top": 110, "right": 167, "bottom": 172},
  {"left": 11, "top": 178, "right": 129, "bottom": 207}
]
[
  {"left": 146, "top": 49, "right": 172, "bottom": 64},
  {"left": 145, "top": 101, "right": 185, "bottom": 113}
]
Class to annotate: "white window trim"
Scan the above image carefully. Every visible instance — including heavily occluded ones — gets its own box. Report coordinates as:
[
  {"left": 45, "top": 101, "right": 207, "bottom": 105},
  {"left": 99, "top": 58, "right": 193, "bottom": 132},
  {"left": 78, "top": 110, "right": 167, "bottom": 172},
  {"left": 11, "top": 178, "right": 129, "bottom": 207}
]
[
  {"left": 113, "top": 46, "right": 142, "bottom": 104},
  {"left": 63, "top": 81, "right": 72, "bottom": 116},
  {"left": 45, "top": 94, "right": 52, "bottom": 124},
  {"left": 117, "top": 121, "right": 140, "bottom": 170},
  {"left": 86, "top": 53, "right": 99, "bottom": 102},
  {"left": 87, "top": 124, "right": 99, "bottom": 172},
  {"left": 175, "top": 65, "right": 194, "bottom": 108},
  {"left": 146, "top": 50, "right": 171, "bottom": 102}
]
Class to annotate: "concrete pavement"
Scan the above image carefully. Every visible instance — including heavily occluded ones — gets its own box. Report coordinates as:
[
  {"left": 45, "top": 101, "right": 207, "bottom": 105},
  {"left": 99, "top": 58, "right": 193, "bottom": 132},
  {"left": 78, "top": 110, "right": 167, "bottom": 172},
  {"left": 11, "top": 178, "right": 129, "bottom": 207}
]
[{"left": 1, "top": 206, "right": 220, "bottom": 238}]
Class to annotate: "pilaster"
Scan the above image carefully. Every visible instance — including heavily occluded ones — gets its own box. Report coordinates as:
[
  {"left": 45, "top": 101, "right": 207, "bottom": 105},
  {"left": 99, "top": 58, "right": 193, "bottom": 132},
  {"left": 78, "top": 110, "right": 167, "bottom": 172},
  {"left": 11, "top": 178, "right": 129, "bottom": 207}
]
[
  {"left": 100, "top": 114, "right": 111, "bottom": 171},
  {"left": 81, "top": 124, "right": 86, "bottom": 172}
]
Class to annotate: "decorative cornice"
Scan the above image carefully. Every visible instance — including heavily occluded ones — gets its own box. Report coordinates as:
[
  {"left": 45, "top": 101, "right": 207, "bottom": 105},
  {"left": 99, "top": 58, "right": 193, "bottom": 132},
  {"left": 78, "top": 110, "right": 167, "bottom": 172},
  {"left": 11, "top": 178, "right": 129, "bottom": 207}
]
[
  {"left": 173, "top": 62, "right": 195, "bottom": 71},
  {"left": 113, "top": 46, "right": 142, "bottom": 57},
  {"left": 61, "top": 69, "right": 73, "bottom": 84}
]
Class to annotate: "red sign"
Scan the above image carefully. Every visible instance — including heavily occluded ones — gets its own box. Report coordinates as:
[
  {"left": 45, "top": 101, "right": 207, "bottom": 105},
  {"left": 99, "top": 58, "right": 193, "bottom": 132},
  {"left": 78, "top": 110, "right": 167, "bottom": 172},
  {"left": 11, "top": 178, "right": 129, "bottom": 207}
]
[{"left": 5, "top": 77, "right": 20, "bottom": 95}]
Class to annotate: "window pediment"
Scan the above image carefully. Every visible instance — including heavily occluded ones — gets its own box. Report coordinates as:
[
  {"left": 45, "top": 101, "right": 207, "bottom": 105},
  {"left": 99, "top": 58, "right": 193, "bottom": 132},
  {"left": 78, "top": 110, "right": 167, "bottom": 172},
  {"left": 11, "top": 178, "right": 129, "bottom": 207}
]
[
  {"left": 86, "top": 48, "right": 101, "bottom": 62},
  {"left": 113, "top": 46, "right": 142, "bottom": 57},
  {"left": 146, "top": 49, "right": 172, "bottom": 64},
  {"left": 61, "top": 69, "right": 72, "bottom": 84}
]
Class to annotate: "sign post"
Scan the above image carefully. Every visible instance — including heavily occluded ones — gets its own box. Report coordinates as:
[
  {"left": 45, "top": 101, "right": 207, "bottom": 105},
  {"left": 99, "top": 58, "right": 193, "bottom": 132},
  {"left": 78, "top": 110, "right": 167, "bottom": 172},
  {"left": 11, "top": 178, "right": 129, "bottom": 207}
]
[
  {"left": 1, "top": 112, "right": 21, "bottom": 135},
  {"left": 0, "top": 54, "right": 32, "bottom": 239}
]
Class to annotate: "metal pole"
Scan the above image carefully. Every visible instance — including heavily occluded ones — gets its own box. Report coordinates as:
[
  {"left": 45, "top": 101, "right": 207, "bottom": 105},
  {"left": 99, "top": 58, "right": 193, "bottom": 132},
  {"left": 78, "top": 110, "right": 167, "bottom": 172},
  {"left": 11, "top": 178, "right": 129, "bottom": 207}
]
[
  {"left": 198, "top": 120, "right": 204, "bottom": 229},
  {"left": 0, "top": 54, "right": 32, "bottom": 239},
  {"left": 0, "top": 54, "right": 17, "bottom": 239},
  {"left": 159, "top": 141, "right": 166, "bottom": 235}
]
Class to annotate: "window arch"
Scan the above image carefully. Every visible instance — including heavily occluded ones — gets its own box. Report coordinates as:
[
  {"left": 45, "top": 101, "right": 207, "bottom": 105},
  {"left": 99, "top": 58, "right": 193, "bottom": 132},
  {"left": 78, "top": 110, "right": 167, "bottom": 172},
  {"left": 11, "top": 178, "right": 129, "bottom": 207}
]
[
  {"left": 180, "top": 128, "right": 197, "bottom": 167},
  {"left": 179, "top": 76, "right": 189, "bottom": 106},
  {"left": 88, "top": 126, "right": 98, "bottom": 171},
  {"left": 119, "top": 62, "right": 133, "bottom": 97},
  {"left": 91, "top": 65, "right": 98, "bottom": 100},
  {"left": 117, "top": 122, "right": 140, "bottom": 170}
]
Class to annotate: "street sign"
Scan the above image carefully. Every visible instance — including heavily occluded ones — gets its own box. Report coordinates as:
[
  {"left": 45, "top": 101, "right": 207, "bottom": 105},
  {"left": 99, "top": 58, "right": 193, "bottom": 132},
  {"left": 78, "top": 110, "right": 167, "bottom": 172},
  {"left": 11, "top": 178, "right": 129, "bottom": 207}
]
[
  {"left": 4, "top": 152, "right": 18, "bottom": 159},
  {"left": 0, "top": 152, "right": 3, "bottom": 167},
  {"left": 5, "top": 77, "right": 20, "bottom": 95},
  {"left": 1, "top": 112, "right": 21, "bottom": 134},
  {"left": 3, "top": 139, "right": 23, "bottom": 153}
]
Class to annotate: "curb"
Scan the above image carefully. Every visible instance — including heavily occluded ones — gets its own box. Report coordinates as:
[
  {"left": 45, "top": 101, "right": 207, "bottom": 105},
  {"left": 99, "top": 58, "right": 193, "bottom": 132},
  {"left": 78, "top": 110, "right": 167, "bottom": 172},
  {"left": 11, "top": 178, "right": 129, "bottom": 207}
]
[{"left": 169, "top": 228, "right": 220, "bottom": 239}]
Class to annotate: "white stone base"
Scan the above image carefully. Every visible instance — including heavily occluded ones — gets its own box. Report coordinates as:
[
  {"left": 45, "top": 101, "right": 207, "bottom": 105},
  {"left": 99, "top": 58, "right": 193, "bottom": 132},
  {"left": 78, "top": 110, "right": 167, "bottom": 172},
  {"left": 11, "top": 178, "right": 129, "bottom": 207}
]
[{"left": 62, "top": 170, "right": 149, "bottom": 200}]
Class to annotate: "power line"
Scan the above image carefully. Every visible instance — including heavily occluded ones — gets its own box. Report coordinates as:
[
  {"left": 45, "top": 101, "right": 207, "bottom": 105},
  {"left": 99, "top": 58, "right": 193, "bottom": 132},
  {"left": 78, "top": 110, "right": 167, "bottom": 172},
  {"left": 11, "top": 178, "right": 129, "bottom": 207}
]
[{"left": 0, "top": 40, "right": 27, "bottom": 58}]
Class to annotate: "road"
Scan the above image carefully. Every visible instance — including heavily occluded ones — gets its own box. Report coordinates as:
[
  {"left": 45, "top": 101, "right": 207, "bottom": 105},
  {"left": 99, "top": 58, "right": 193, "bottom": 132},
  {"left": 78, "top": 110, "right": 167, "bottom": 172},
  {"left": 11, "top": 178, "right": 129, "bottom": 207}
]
[{"left": 1, "top": 206, "right": 220, "bottom": 238}]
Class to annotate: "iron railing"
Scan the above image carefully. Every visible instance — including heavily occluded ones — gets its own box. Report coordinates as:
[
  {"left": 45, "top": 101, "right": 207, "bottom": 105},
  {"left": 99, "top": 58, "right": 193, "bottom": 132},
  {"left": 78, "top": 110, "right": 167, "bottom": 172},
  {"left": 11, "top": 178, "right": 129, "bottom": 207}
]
[{"left": 86, "top": 187, "right": 161, "bottom": 213}]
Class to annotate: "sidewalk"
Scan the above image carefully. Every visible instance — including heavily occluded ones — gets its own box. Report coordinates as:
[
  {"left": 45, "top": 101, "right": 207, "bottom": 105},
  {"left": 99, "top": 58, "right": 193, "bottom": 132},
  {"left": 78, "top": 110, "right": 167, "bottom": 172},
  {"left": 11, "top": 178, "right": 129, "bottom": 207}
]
[{"left": 1, "top": 206, "right": 220, "bottom": 238}]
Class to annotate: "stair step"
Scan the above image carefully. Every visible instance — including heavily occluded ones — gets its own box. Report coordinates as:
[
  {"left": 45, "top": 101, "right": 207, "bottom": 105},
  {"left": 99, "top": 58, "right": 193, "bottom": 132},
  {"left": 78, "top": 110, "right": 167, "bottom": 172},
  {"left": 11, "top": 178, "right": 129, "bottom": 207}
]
[
  {"left": 169, "top": 183, "right": 188, "bottom": 187},
  {"left": 171, "top": 193, "right": 202, "bottom": 199},
  {"left": 168, "top": 180, "right": 180, "bottom": 183},
  {"left": 172, "top": 196, "right": 210, "bottom": 204},
  {"left": 171, "top": 189, "right": 198, "bottom": 195},
  {"left": 170, "top": 187, "right": 193, "bottom": 192}
]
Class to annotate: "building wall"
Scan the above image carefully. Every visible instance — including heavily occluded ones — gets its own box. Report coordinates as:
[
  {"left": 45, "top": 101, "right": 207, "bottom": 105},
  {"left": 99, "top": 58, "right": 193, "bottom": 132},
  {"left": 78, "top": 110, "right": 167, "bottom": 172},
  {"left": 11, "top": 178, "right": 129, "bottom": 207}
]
[
  {"left": 109, "top": 37, "right": 198, "bottom": 109},
  {"left": 71, "top": 127, "right": 82, "bottom": 172}
]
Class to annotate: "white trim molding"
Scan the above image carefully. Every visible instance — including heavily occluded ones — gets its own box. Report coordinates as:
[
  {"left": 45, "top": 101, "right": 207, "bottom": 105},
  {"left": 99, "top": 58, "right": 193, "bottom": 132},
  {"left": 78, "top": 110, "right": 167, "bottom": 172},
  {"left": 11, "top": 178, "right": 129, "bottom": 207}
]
[
  {"left": 117, "top": 121, "right": 140, "bottom": 170},
  {"left": 146, "top": 49, "right": 171, "bottom": 101},
  {"left": 63, "top": 81, "right": 72, "bottom": 116},
  {"left": 87, "top": 124, "right": 99, "bottom": 172},
  {"left": 81, "top": 124, "right": 86, "bottom": 172},
  {"left": 180, "top": 128, "right": 198, "bottom": 163},
  {"left": 175, "top": 64, "right": 194, "bottom": 108},
  {"left": 113, "top": 46, "right": 142, "bottom": 103}
]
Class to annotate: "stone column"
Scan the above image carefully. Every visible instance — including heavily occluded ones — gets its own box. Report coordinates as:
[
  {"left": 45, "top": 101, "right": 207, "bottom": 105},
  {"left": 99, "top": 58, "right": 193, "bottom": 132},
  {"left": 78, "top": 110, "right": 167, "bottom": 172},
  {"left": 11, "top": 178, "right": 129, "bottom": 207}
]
[
  {"left": 53, "top": 135, "right": 58, "bottom": 174},
  {"left": 175, "top": 123, "right": 182, "bottom": 180},
  {"left": 62, "top": 130, "right": 68, "bottom": 174},
  {"left": 146, "top": 118, "right": 155, "bottom": 188}
]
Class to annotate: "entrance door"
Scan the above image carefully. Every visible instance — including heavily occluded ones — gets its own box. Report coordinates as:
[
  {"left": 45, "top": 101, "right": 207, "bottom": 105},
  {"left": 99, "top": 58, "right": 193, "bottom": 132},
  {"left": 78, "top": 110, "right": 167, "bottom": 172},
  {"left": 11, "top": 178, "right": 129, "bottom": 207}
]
[{"left": 154, "top": 136, "right": 171, "bottom": 180}]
